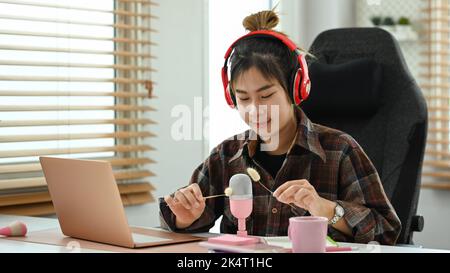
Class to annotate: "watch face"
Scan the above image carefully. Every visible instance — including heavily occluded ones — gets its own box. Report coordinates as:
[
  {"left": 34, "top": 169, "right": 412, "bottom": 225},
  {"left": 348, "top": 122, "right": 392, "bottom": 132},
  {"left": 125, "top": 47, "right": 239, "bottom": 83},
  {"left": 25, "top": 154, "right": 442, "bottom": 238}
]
[{"left": 336, "top": 205, "right": 344, "bottom": 217}]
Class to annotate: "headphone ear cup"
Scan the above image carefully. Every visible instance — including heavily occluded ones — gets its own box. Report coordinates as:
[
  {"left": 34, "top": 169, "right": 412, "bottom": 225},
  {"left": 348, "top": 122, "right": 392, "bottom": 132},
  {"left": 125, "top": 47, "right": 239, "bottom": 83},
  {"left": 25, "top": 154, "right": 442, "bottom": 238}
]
[
  {"left": 302, "top": 80, "right": 311, "bottom": 102},
  {"left": 225, "top": 83, "right": 236, "bottom": 108},
  {"left": 288, "top": 68, "right": 297, "bottom": 104},
  {"left": 227, "top": 84, "right": 237, "bottom": 108},
  {"left": 293, "top": 70, "right": 311, "bottom": 105},
  {"left": 292, "top": 68, "right": 303, "bottom": 106},
  {"left": 222, "top": 66, "right": 236, "bottom": 108},
  {"left": 297, "top": 54, "right": 310, "bottom": 104}
]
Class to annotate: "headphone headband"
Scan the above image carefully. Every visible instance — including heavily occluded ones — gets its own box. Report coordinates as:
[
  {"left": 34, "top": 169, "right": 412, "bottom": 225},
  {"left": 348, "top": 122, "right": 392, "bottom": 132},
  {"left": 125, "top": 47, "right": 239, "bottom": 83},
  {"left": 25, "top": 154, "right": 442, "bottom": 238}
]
[{"left": 224, "top": 30, "right": 298, "bottom": 59}]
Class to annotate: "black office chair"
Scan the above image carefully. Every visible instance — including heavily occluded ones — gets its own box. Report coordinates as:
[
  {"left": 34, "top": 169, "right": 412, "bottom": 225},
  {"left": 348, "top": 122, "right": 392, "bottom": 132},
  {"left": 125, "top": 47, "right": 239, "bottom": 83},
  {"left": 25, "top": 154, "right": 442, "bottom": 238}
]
[{"left": 301, "top": 28, "right": 427, "bottom": 244}]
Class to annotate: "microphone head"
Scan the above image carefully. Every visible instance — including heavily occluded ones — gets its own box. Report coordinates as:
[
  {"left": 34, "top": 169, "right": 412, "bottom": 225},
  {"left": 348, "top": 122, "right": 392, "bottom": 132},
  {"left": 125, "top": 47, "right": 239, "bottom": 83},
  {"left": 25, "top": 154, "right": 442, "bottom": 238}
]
[{"left": 229, "top": 174, "right": 252, "bottom": 200}]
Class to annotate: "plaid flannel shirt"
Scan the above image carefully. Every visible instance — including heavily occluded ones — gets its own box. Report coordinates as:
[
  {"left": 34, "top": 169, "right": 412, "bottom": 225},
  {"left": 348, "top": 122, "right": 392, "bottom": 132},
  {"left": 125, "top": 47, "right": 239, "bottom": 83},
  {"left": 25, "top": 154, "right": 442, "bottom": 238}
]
[{"left": 159, "top": 107, "right": 401, "bottom": 245}]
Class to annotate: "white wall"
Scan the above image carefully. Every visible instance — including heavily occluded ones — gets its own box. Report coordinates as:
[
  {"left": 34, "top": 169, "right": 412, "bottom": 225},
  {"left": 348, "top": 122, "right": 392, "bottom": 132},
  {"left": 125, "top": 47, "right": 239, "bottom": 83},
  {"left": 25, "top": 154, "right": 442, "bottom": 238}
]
[
  {"left": 415, "top": 190, "right": 450, "bottom": 249},
  {"left": 208, "top": 0, "right": 270, "bottom": 151},
  {"left": 124, "top": 0, "right": 208, "bottom": 228},
  {"left": 280, "top": 0, "right": 356, "bottom": 48}
]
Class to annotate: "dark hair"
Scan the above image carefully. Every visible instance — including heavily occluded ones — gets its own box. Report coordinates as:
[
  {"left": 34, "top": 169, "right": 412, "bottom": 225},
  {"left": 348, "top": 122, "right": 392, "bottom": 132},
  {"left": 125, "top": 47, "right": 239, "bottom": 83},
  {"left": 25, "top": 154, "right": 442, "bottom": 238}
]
[{"left": 229, "top": 10, "right": 306, "bottom": 103}]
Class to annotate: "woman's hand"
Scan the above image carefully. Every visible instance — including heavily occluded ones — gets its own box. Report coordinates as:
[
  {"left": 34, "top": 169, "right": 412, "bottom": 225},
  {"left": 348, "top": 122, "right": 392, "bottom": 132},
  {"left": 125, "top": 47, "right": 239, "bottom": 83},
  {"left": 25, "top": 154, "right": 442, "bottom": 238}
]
[
  {"left": 164, "top": 183, "right": 206, "bottom": 229},
  {"left": 273, "top": 179, "right": 335, "bottom": 220}
]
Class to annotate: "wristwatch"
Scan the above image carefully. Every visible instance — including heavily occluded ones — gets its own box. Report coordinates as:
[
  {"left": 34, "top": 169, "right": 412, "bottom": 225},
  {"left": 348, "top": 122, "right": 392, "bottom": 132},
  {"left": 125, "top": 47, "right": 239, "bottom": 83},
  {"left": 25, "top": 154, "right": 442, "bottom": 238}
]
[{"left": 329, "top": 203, "right": 344, "bottom": 225}]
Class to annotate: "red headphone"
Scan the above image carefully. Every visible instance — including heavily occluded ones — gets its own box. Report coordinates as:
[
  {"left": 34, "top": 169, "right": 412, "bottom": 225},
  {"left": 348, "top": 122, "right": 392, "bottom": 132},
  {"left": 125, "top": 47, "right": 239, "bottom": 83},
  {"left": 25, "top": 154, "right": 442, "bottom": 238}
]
[{"left": 221, "top": 30, "right": 311, "bottom": 108}]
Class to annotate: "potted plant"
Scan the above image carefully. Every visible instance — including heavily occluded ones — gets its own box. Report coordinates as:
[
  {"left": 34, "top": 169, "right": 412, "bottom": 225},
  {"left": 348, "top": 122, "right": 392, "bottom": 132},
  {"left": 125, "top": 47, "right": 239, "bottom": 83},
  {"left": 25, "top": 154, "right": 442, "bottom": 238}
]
[
  {"left": 370, "top": 16, "right": 382, "bottom": 26},
  {"left": 380, "top": 16, "right": 396, "bottom": 33},
  {"left": 396, "top": 16, "right": 416, "bottom": 41},
  {"left": 398, "top": 17, "right": 410, "bottom": 25},
  {"left": 382, "top": 17, "right": 395, "bottom": 26}
]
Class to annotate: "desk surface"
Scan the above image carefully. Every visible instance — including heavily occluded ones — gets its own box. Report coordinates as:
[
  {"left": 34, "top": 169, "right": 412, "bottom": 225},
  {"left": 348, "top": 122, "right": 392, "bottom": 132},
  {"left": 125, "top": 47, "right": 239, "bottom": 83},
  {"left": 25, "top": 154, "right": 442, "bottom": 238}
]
[{"left": 1, "top": 214, "right": 449, "bottom": 253}]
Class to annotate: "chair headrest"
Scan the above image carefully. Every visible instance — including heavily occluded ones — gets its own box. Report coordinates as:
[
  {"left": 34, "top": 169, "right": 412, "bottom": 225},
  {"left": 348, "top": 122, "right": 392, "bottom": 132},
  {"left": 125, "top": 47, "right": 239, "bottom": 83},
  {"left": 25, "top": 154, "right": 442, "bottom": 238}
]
[{"left": 301, "top": 58, "right": 383, "bottom": 118}]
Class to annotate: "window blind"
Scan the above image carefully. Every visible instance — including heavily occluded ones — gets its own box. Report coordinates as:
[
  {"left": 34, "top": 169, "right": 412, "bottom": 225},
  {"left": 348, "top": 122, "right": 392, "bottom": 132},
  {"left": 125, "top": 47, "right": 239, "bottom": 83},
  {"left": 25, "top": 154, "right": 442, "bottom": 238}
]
[
  {"left": 421, "top": 0, "right": 450, "bottom": 190},
  {"left": 0, "top": 0, "right": 158, "bottom": 215}
]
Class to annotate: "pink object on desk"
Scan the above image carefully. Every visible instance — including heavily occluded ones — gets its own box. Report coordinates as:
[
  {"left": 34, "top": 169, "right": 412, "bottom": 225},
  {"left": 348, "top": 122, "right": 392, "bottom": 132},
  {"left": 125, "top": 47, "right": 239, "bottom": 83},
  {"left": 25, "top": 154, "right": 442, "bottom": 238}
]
[
  {"left": 285, "top": 246, "right": 354, "bottom": 253},
  {"left": 325, "top": 246, "right": 354, "bottom": 252},
  {"left": 208, "top": 198, "right": 260, "bottom": 245},
  {"left": 288, "top": 216, "right": 328, "bottom": 253},
  {"left": 207, "top": 174, "right": 259, "bottom": 246},
  {"left": 230, "top": 198, "right": 253, "bottom": 236},
  {"left": 0, "top": 221, "right": 27, "bottom": 237},
  {"left": 208, "top": 234, "right": 260, "bottom": 245}
]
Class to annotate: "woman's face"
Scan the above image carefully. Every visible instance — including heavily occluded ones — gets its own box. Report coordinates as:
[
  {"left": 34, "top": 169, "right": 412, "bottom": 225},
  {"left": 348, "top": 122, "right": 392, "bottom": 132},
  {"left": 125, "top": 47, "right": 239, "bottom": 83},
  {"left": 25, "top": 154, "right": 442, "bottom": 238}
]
[{"left": 233, "top": 67, "right": 295, "bottom": 140}]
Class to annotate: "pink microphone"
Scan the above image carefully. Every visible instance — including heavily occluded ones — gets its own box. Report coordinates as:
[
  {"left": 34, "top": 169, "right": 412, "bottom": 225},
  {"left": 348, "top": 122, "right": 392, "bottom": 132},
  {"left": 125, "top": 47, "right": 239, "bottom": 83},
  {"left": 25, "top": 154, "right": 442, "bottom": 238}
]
[
  {"left": 207, "top": 174, "right": 260, "bottom": 246},
  {"left": 229, "top": 173, "right": 253, "bottom": 236},
  {"left": 0, "top": 221, "right": 28, "bottom": 237}
]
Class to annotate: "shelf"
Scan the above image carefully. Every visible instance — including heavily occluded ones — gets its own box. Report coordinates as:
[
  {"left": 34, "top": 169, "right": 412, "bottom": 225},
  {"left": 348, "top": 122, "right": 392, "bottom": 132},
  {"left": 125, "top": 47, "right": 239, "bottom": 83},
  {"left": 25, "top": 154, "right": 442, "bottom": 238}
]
[{"left": 378, "top": 26, "right": 419, "bottom": 42}]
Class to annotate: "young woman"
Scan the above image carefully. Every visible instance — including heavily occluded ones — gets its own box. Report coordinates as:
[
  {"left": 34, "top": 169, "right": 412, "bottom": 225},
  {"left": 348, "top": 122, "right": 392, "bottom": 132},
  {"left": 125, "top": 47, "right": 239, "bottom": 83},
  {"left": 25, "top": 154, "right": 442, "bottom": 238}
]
[{"left": 160, "top": 10, "right": 401, "bottom": 245}]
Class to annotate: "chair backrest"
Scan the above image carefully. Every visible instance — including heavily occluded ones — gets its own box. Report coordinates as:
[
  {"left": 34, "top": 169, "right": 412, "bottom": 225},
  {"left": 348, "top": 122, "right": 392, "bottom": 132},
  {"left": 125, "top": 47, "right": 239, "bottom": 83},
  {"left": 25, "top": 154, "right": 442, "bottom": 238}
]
[{"left": 302, "top": 28, "right": 428, "bottom": 244}]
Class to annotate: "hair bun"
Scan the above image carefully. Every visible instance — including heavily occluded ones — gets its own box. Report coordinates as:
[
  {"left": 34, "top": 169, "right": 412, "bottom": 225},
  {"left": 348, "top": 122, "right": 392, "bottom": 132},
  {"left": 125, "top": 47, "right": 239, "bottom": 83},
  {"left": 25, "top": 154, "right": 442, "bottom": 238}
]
[{"left": 242, "top": 10, "right": 279, "bottom": 32}]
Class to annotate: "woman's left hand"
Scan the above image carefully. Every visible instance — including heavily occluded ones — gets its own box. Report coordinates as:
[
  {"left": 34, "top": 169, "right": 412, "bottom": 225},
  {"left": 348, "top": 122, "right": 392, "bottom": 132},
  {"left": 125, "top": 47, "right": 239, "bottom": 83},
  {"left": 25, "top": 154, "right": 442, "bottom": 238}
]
[{"left": 273, "top": 179, "right": 335, "bottom": 219}]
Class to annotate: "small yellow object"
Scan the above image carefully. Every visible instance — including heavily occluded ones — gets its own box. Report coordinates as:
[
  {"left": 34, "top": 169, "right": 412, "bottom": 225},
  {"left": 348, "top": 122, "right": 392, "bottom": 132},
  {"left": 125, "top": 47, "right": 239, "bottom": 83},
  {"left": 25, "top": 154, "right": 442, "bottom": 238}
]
[
  {"left": 224, "top": 187, "right": 233, "bottom": 197},
  {"left": 246, "top": 167, "right": 275, "bottom": 196},
  {"left": 246, "top": 167, "right": 261, "bottom": 182}
]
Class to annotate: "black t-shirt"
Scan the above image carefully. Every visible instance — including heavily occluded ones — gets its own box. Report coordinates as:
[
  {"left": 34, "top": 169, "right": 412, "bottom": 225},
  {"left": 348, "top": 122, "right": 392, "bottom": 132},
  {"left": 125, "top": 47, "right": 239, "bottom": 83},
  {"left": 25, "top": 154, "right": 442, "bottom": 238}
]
[
  {"left": 253, "top": 148, "right": 310, "bottom": 216},
  {"left": 253, "top": 148, "right": 287, "bottom": 179}
]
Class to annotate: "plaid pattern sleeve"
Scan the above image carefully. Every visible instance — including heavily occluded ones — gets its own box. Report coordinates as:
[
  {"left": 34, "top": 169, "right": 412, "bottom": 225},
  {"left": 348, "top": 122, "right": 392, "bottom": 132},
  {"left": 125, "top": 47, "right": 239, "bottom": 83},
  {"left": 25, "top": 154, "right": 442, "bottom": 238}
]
[{"left": 329, "top": 134, "right": 402, "bottom": 245}]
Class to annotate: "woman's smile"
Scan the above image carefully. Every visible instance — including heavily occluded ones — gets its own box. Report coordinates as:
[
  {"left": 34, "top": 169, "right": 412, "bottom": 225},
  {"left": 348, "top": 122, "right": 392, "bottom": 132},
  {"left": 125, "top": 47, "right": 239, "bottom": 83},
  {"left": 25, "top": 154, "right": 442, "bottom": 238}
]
[{"left": 251, "top": 118, "right": 271, "bottom": 129}]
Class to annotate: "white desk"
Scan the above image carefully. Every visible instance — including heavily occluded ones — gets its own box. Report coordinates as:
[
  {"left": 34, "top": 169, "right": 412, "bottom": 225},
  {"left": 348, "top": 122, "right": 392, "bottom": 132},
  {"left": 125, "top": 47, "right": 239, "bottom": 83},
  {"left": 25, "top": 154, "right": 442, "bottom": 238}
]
[
  {"left": 1, "top": 214, "right": 449, "bottom": 253},
  {"left": 0, "top": 214, "right": 105, "bottom": 253}
]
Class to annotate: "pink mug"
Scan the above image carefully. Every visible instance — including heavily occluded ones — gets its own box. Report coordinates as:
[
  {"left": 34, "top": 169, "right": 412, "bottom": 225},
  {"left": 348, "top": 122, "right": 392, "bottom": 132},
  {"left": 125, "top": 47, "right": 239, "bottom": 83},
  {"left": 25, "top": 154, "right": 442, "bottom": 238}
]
[{"left": 288, "top": 216, "right": 328, "bottom": 253}]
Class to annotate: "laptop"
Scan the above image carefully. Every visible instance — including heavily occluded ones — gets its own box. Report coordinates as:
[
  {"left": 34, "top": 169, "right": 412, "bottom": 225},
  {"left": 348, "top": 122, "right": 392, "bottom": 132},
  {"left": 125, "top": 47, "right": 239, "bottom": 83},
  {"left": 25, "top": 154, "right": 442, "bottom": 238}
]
[{"left": 39, "top": 156, "right": 203, "bottom": 248}]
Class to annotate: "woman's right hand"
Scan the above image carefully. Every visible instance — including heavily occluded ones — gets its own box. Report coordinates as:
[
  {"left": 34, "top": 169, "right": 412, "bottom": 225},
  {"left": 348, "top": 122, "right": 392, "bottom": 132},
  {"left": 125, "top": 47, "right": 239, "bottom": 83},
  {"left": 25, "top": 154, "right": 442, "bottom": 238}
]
[{"left": 164, "top": 183, "right": 206, "bottom": 229}]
